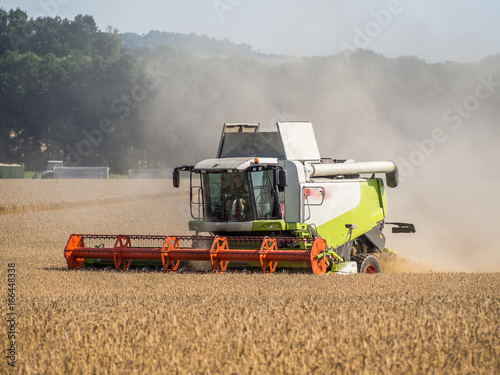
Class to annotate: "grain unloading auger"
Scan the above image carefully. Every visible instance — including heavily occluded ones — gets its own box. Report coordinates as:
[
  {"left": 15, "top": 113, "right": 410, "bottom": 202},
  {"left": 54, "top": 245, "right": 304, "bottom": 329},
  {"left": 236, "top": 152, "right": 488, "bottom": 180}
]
[{"left": 65, "top": 122, "right": 415, "bottom": 274}]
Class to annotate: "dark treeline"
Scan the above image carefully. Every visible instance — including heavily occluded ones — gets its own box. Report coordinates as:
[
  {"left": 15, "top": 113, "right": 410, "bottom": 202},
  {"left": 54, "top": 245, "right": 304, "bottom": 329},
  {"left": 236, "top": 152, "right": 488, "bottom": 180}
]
[{"left": 1, "top": 8, "right": 499, "bottom": 174}]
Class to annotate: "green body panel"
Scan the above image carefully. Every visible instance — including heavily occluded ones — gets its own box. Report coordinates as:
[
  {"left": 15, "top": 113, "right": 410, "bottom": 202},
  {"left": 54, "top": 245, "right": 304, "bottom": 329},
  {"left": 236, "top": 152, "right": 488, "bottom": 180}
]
[
  {"left": 251, "top": 220, "right": 286, "bottom": 231},
  {"left": 188, "top": 219, "right": 309, "bottom": 235},
  {"left": 189, "top": 221, "right": 204, "bottom": 232},
  {"left": 315, "top": 178, "right": 387, "bottom": 249}
]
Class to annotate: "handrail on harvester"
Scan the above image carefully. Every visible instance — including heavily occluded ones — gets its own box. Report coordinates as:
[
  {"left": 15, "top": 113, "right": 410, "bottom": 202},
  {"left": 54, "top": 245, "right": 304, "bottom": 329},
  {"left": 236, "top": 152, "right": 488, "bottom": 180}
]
[{"left": 64, "top": 234, "right": 330, "bottom": 275}]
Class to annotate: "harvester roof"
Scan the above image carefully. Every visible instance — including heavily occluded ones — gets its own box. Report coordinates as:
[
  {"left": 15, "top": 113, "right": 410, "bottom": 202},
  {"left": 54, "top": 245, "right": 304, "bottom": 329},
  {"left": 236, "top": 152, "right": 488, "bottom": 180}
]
[{"left": 194, "top": 157, "right": 279, "bottom": 173}]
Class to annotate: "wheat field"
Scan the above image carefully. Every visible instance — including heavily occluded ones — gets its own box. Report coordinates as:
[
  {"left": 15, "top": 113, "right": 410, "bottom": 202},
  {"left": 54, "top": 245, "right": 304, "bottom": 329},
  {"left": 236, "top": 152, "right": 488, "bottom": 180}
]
[{"left": 1, "top": 180, "right": 499, "bottom": 374}]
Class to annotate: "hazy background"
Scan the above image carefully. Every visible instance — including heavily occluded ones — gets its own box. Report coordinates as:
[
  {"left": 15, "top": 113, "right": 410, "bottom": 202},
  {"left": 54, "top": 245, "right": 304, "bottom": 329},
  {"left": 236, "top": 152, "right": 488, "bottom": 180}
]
[
  {"left": 4, "top": 0, "right": 500, "bottom": 62},
  {"left": 1, "top": 1, "right": 499, "bottom": 272}
]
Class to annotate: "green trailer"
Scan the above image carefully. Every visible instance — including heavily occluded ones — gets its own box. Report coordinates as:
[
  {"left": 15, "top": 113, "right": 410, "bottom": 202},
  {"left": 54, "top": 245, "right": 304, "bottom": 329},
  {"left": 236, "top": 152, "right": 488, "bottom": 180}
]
[{"left": 0, "top": 164, "right": 24, "bottom": 179}]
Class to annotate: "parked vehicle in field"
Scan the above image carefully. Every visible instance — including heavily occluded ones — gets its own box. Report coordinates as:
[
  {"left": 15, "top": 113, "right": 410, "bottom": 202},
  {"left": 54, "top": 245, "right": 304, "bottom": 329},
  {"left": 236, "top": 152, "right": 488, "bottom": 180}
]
[{"left": 41, "top": 160, "right": 64, "bottom": 179}]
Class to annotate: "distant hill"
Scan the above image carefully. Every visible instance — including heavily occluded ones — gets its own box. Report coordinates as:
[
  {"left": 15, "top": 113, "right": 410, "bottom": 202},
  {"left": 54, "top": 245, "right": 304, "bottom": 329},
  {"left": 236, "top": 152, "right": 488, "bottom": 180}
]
[{"left": 122, "top": 30, "right": 262, "bottom": 57}]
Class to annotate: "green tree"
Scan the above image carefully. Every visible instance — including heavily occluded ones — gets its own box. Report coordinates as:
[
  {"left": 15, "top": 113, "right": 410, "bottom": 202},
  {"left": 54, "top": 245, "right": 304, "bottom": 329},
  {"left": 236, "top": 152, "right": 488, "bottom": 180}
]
[{"left": 0, "top": 8, "right": 29, "bottom": 55}]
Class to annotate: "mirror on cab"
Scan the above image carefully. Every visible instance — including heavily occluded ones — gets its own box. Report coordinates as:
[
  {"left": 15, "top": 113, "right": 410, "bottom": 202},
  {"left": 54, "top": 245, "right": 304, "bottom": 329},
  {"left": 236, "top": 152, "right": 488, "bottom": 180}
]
[
  {"left": 173, "top": 169, "right": 180, "bottom": 188},
  {"left": 278, "top": 169, "right": 287, "bottom": 189}
]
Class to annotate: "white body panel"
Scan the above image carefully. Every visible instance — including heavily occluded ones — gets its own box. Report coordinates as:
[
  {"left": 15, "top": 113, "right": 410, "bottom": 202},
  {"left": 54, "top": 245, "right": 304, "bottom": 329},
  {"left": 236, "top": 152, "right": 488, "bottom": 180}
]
[
  {"left": 195, "top": 157, "right": 278, "bottom": 172},
  {"left": 302, "top": 180, "right": 362, "bottom": 226},
  {"left": 277, "top": 122, "right": 321, "bottom": 161},
  {"left": 336, "top": 262, "right": 358, "bottom": 275}
]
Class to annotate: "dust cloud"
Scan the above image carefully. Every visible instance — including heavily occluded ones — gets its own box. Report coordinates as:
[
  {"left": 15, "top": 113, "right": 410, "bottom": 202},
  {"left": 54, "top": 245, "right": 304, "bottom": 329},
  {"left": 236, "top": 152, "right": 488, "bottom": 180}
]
[{"left": 134, "top": 51, "right": 500, "bottom": 272}]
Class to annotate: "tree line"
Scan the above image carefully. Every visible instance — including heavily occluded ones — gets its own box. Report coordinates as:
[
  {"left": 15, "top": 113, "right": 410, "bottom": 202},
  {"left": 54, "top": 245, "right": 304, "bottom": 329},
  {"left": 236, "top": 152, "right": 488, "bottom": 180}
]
[{"left": 1, "top": 8, "right": 499, "bottom": 174}]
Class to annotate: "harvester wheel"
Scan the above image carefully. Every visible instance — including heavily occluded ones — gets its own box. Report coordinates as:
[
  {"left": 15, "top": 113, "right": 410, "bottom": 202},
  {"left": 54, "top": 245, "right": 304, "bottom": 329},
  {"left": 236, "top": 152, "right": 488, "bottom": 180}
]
[{"left": 351, "top": 254, "right": 381, "bottom": 274}]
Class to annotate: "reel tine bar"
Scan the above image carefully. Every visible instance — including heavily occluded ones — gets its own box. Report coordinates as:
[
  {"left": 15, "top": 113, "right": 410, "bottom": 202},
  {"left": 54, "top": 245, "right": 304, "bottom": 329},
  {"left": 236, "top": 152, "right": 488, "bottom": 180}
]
[{"left": 64, "top": 234, "right": 327, "bottom": 274}]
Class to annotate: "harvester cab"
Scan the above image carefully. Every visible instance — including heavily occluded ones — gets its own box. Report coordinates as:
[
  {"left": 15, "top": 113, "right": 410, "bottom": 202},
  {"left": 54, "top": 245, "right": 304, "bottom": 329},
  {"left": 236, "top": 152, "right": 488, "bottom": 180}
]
[
  {"left": 64, "top": 122, "right": 414, "bottom": 274},
  {"left": 171, "top": 122, "right": 414, "bottom": 273}
]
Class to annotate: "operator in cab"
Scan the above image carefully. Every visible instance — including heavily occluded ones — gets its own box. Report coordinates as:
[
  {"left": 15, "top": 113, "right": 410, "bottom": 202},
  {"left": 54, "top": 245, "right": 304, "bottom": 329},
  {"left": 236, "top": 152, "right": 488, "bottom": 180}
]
[{"left": 223, "top": 173, "right": 250, "bottom": 221}]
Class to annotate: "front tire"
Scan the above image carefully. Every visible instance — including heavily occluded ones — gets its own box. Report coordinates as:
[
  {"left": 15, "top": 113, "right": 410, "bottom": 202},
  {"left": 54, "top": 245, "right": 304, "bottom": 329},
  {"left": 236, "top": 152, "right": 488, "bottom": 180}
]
[{"left": 351, "top": 254, "right": 382, "bottom": 274}]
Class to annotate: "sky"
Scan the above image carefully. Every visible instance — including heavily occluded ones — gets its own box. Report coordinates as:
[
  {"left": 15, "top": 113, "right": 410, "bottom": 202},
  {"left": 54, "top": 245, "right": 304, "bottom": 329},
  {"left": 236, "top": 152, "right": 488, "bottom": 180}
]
[{"left": 2, "top": 0, "right": 500, "bottom": 62}]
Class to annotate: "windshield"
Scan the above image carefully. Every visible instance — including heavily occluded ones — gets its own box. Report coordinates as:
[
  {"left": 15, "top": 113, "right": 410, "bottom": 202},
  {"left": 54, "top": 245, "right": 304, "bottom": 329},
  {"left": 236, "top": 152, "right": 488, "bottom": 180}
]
[
  {"left": 202, "top": 170, "right": 278, "bottom": 222},
  {"left": 251, "top": 170, "right": 277, "bottom": 219}
]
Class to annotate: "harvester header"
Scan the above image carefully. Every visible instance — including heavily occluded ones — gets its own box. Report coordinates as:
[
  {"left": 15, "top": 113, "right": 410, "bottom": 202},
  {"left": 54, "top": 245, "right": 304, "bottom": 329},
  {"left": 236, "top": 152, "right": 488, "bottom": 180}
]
[{"left": 65, "top": 122, "right": 414, "bottom": 274}]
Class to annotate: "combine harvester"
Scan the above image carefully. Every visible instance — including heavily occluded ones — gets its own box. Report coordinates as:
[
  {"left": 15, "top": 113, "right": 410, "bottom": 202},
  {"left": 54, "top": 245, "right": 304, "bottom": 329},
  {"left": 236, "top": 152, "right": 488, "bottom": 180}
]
[{"left": 64, "top": 122, "right": 414, "bottom": 274}]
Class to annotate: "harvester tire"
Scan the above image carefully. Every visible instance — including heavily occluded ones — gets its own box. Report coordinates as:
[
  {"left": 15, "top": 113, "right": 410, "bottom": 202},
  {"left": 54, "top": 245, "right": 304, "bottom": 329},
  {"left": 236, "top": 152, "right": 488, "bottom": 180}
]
[{"left": 351, "top": 254, "right": 381, "bottom": 274}]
